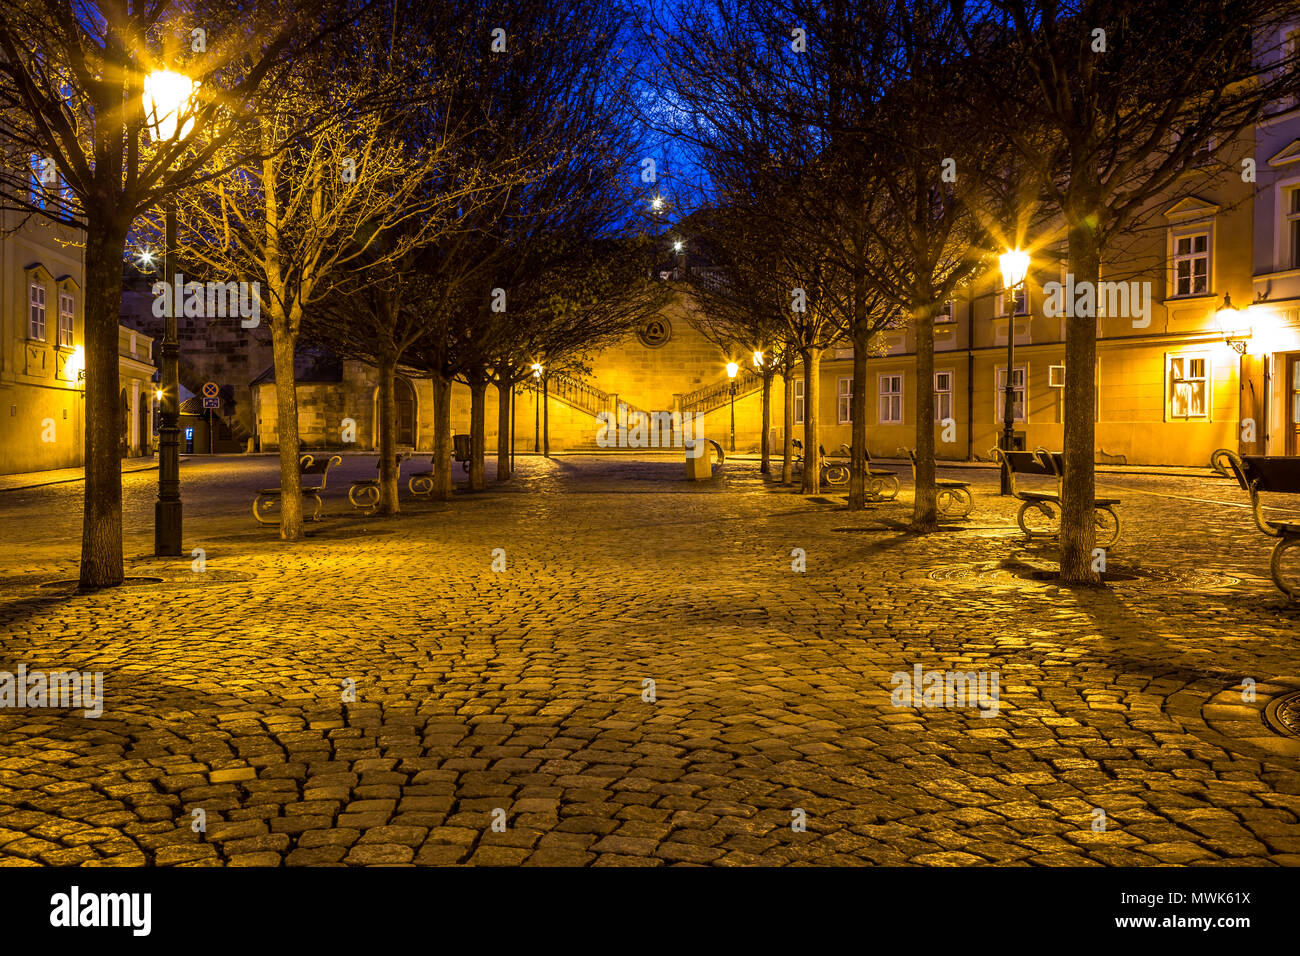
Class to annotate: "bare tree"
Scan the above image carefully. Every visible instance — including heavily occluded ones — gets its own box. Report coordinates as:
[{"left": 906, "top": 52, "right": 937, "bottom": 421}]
[{"left": 0, "top": 0, "right": 359, "bottom": 586}]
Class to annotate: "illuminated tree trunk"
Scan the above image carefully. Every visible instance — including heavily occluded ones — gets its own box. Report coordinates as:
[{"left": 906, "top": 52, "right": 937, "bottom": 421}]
[
  {"left": 78, "top": 222, "right": 129, "bottom": 589},
  {"left": 800, "top": 347, "right": 821, "bottom": 494},
  {"left": 495, "top": 367, "right": 512, "bottom": 481},
  {"left": 782, "top": 364, "right": 794, "bottom": 484},
  {"left": 468, "top": 370, "right": 487, "bottom": 491},
  {"left": 1061, "top": 181, "right": 1102, "bottom": 584},
  {"left": 430, "top": 371, "right": 453, "bottom": 501},
  {"left": 848, "top": 326, "right": 869, "bottom": 511},
  {"left": 911, "top": 305, "right": 937, "bottom": 532},
  {"left": 376, "top": 352, "right": 399, "bottom": 515},
  {"left": 270, "top": 323, "right": 304, "bottom": 539}
]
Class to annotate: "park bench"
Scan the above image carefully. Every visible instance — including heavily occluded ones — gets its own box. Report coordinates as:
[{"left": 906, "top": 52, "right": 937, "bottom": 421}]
[
  {"left": 348, "top": 451, "right": 410, "bottom": 512},
  {"left": 991, "top": 446, "right": 1121, "bottom": 547},
  {"left": 253, "top": 453, "right": 342, "bottom": 525},
  {"left": 407, "top": 435, "right": 473, "bottom": 497},
  {"left": 1214, "top": 449, "right": 1300, "bottom": 600},
  {"left": 899, "top": 447, "right": 974, "bottom": 517}
]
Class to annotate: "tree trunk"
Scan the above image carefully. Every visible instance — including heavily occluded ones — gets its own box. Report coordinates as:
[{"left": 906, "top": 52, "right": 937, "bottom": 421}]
[
  {"left": 800, "top": 348, "right": 821, "bottom": 494},
  {"left": 270, "top": 326, "right": 304, "bottom": 539},
  {"left": 912, "top": 305, "right": 937, "bottom": 532},
  {"left": 760, "top": 369, "right": 772, "bottom": 475},
  {"left": 430, "top": 371, "right": 453, "bottom": 500},
  {"left": 848, "top": 328, "right": 869, "bottom": 511},
  {"left": 782, "top": 367, "right": 794, "bottom": 484},
  {"left": 1062, "top": 190, "right": 1102, "bottom": 584},
  {"left": 469, "top": 372, "right": 487, "bottom": 491},
  {"left": 376, "top": 353, "right": 399, "bottom": 515},
  {"left": 79, "top": 223, "right": 129, "bottom": 589},
  {"left": 496, "top": 368, "right": 512, "bottom": 482}
]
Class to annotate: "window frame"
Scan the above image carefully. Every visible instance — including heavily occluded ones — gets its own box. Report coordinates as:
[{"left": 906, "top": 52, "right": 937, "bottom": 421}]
[
  {"left": 29, "top": 282, "right": 47, "bottom": 341},
  {"left": 1171, "top": 230, "right": 1211, "bottom": 298},
  {"left": 994, "top": 365, "right": 1028, "bottom": 424},
  {"left": 1166, "top": 352, "right": 1211, "bottom": 421},
  {"left": 57, "top": 290, "right": 74, "bottom": 348},
  {"left": 878, "top": 372, "right": 903, "bottom": 425},
  {"left": 793, "top": 378, "right": 805, "bottom": 426},
  {"left": 836, "top": 376, "right": 853, "bottom": 425},
  {"left": 934, "top": 369, "right": 954, "bottom": 423}
]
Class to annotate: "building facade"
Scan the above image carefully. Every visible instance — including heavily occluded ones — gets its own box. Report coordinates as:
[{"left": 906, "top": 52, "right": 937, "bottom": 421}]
[{"left": 1, "top": 214, "right": 156, "bottom": 476}]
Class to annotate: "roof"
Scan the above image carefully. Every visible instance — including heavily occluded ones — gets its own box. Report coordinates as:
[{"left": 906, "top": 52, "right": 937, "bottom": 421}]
[{"left": 251, "top": 348, "right": 344, "bottom": 386}]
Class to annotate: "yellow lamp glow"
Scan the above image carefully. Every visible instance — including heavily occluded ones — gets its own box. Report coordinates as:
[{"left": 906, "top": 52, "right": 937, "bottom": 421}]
[
  {"left": 999, "top": 248, "right": 1030, "bottom": 290},
  {"left": 531, "top": 363, "right": 543, "bottom": 378},
  {"left": 673, "top": 241, "right": 684, "bottom": 253},
  {"left": 651, "top": 196, "right": 664, "bottom": 212},
  {"left": 142, "top": 70, "right": 197, "bottom": 143},
  {"left": 752, "top": 350, "right": 763, "bottom": 367},
  {"left": 725, "top": 361, "right": 739, "bottom": 379},
  {"left": 66, "top": 344, "right": 85, "bottom": 382}
]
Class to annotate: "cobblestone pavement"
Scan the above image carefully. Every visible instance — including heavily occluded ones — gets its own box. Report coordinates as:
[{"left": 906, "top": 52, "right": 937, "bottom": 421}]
[{"left": 1, "top": 454, "right": 1299, "bottom": 867}]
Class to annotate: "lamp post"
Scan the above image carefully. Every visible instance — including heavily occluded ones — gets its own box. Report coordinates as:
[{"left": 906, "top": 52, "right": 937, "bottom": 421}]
[
  {"left": 726, "top": 361, "right": 739, "bottom": 452},
  {"left": 531, "top": 364, "right": 543, "bottom": 455},
  {"left": 142, "top": 69, "right": 196, "bottom": 556},
  {"left": 998, "top": 248, "right": 1031, "bottom": 495}
]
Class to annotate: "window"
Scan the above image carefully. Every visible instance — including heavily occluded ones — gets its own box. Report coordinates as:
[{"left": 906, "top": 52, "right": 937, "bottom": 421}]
[
  {"left": 58, "top": 291, "right": 74, "bottom": 347},
  {"left": 1287, "top": 187, "right": 1300, "bottom": 269},
  {"left": 934, "top": 370, "right": 953, "bottom": 423},
  {"left": 995, "top": 366, "right": 1027, "bottom": 423},
  {"left": 1172, "top": 232, "right": 1210, "bottom": 296},
  {"left": 1168, "top": 355, "right": 1209, "bottom": 419},
  {"left": 1001, "top": 286, "right": 1028, "bottom": 316},
  {"left": 878, "top": 374, "right": 903, "bottom": 424},
  {"left": 936, "top": 299, "right": 955, "bottom": 323},
  {"left": 29, "top": 283, "right": 46, "bottom": 340},
  {"left": 794, "top": 379, "right": 805, "bottom": 425},
  {"left": 837, "top": 377, "right": 853, "bottom": 424}
]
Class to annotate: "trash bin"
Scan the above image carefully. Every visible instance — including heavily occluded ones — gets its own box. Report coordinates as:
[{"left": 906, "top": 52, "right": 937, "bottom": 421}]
[{"left": 685, "top": 439, "right": 711, "bottom": 480}]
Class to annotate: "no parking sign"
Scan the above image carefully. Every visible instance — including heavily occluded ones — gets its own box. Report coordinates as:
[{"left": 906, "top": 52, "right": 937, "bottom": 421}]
[{"left": 202, "top": 382, "right": 219, "bottom": 409}]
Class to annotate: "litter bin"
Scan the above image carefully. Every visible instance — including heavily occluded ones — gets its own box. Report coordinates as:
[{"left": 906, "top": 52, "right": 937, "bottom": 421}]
[{"left": 685, "top": 439, "right": 711, "bottom": 480}]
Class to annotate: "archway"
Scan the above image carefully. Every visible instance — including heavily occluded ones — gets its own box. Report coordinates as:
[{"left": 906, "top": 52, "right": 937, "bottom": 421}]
[{"left": 373, "top": 376, "right": 417, "bottom": 447}]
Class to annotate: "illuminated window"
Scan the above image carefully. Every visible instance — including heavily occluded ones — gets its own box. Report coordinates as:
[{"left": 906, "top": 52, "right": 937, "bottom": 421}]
[
  {"left": 1167, "top": 354, "right": 1209, "bottom": 419},
  {"left": 878, "top": 373, "right": 903, "bottom": 424},
  {"left": 934, "top": 370, "right": 953, "bottom": 423},
  {"left": 58, "top": 291, "right": 74, "bottom": 347},
  {"left": 837, "top": 377, "right": 852, "bottom": 424},
  {"left": 793, "top": 379, "right": 804, "bottom": 425},
  {"left": 995, "top": 366, "right": 1026, "bottom": 423},
  {"left": 29, "top": 283, "right": 46, "bottom": 340}
]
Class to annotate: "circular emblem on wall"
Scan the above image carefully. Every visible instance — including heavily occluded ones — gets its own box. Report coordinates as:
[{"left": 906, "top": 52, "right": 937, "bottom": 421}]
[{"left": 637, "top": 316, "right": 672, "bottom": 348}]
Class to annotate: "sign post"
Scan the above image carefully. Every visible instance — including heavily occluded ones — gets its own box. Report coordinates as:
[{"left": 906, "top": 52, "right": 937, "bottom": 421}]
[{"left": 202, "top": 382, "right": 219, "bottom": 455}]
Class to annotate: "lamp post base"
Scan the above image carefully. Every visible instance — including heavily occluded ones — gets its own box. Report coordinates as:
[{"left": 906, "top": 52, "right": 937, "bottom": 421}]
[{"left": 154, "top": 499, "right": 182, "bottom": 556}]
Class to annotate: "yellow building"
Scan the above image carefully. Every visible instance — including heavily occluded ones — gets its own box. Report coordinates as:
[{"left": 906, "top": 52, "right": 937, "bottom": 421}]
[{"left": 1, "top": 214, "right": 156, "bottom": 475}]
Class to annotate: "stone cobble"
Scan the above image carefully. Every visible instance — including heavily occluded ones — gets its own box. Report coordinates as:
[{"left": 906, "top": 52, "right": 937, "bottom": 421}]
[{"left": 0, "top": 455, "right": 1298, "bottom": 866}]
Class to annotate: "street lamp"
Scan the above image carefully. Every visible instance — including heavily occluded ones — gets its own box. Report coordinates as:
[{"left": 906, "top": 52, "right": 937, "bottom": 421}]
[
  {"left": 531, "top": 363, "right": 546, "bottom": 456},
  {"left": 142, "top": 68, "right": 197, "bottom": 556},
  {"left": 998, "top": 248, "right": 1031, "bottom": 495},
  {"left": 1215, "top": 294, "right": 1251, "bottom": 354},
  {"left": 726, "top": 361, "right": 739, "bottom": 452},
  {"left": 651, "top": 195, "right": 664, "bottom": 213}
]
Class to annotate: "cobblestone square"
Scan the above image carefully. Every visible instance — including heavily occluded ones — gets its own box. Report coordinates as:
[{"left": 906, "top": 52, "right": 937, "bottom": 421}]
[{"left": 1, "top": 455, "right": 1298, "bottom": 867}]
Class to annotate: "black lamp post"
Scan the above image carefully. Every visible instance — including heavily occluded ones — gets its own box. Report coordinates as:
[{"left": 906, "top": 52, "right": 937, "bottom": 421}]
[
  {"left": 726, "top": 361, "right": 739, "bottom": 452},
  {"left": 998, "top": 249, "right": 1030, "bottom": 495},
  {"left": 142, "top": 69, "right": 196, "bottom": 555}
]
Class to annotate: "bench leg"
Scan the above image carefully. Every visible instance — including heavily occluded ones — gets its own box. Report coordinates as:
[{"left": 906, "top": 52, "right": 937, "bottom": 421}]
[
  {"left": 867, "top": 474, "right": 900, "bottom": 501},
  {"left": 253, "top": 493, "right": 280, "bottom": 525},
  {"left": 824, "top": 463, "right": 849, "bottom": 486},
  {"left": 408, "top": 475, "right": 433, "bottom": 497},
  {"left": 349, "top": 484, "right": 380, "bottom": 513},
  {"left": 937, "top": 487, "right": 973, "bottom": 518},
  {"left": 1270, "top": 535, "right": 1300, "bottom": 602},
  {"left": 1017, "top": 499, "right": 1058, "bottom": 538},
  {"left": 306, "top": 492, "right": 323, "bottom": 521},
  {"left": 1093, "top": 506, "right": 1121, "bottom": 549}
]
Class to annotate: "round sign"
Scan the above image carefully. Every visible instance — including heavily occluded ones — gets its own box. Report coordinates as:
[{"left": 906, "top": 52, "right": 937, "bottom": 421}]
[
  {"left": 202, "top": 382, "right": 219, "bottom": 398},
  {"left": 636, "top": 316, "right": 671, "bottom": 349}
]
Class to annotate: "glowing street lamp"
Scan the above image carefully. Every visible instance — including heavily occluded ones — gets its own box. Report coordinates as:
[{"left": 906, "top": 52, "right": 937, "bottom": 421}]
[
  {"left": 726, "top": 361, "right": 739, "bottom": 452},
  {"left": 651, "top": 195, "right": 665, "bottom": 213},
  {"left": 1215, "top": 293, "right": 1251, "bottom": 354},
  {"left": 752, "top": 351, "right": 764, "bottom": 368},
  {"left": 142, "top": 68, "right": 196, "bottom": 556},
  {"left": 531, "top": 364, "right": 546, "bottom": 455},
  {"left": 996, "top": 248, "right": 1031, "bottom": 495}
]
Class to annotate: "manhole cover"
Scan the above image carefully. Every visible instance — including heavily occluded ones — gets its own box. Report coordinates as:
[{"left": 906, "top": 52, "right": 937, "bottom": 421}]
[{"left": 1265, "top": 691, "right": 1300, "bottom": 738}]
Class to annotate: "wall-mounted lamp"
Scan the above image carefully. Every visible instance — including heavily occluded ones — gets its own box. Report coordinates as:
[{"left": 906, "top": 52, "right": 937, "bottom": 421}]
[{"left": 1215, "top": 293, "right": 1252, "bottom": 354}]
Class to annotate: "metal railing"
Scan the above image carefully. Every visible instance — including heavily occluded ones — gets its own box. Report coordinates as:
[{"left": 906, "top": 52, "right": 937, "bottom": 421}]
[{"left": 679, "top": 367, "right": 763, "bottom": 416}]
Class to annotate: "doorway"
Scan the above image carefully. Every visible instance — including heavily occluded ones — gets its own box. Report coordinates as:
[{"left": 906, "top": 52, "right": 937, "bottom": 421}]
[
  {"left": 1287, "top": 353, "right": 1300, "bottom": 456},
  {"left": 374, "top": 377, "right": 417, "bottom": 447}
]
